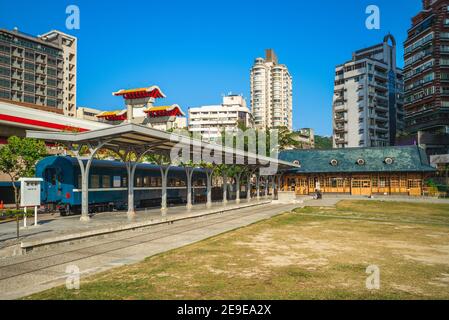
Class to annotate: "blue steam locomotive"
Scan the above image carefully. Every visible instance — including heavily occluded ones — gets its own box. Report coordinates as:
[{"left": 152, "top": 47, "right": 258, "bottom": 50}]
[{"left": 35, "top": 156, "right": 208, "bottom": 216}]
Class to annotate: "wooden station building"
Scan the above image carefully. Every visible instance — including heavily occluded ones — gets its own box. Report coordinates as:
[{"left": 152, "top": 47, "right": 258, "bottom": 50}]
[{"left": 279, "top": 146, "right": 436, "bottom": 197}]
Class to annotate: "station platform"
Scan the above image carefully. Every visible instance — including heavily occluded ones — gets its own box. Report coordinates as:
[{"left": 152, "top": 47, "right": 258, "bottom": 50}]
[{"left": 0, "top": 199, "right": 273, "bottom": 257}]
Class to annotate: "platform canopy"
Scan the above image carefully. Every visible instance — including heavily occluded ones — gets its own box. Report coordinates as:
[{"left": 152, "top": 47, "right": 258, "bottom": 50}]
[
  {"left": 27, "top": 123, "right": 298, "bottom": 169},
  {"left": 27, "top": 123, "right": 299, "bottom": 222}
]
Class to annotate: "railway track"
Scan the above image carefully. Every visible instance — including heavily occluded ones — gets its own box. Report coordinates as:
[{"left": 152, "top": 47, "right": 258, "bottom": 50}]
[{"left": 0, "top": 203, "right": 291, "bottom": 283}]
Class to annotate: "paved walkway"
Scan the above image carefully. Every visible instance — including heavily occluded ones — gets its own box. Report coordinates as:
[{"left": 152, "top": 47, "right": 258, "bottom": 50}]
[
  {"left": 0, "top": 201, "right": 297, "bottom": 300},
  {"left": 299, "top": 195, "right": 449, "bottom": 208}
]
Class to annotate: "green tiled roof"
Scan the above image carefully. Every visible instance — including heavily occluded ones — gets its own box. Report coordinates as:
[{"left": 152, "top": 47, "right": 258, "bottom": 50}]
[{"left": 279, "top": 145, "right": 436, "bottom": 174}]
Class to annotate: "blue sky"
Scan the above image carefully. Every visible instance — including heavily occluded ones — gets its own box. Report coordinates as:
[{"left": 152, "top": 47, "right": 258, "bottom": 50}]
[{"left": 0, "top": 0, "right": 421, "bottom": 135}]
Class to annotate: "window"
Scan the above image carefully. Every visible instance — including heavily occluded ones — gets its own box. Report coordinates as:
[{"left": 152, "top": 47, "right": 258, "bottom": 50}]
[
  {"left": 0, "top": 90, "right": 10, "bottom": 99},
  {"left": 25, "top": 51, "right": 34, "bottom": 60},
  {"left": 91, "top": 175, "right": 100, "bottom": 188},
  {"left": 24, "top": 73, "right": 34, "bottom": 82},
  {"left": 47, "top": 88, "right": 56, "bottom": 97},
  {"left": 0, "top": 55, "right": 10, "bottom": 65},
  {"left": 136, "top": 176, "right": 142, "bottom": 187},
  {"left": 25, "top": 62, "right": 34, "bottom": 70},
  {"left": 24, "top": 83, "right": 34, "bottom": 93},
  {"left": 0, "top": 66, "right": 10, "bottom": 77},
  {"left": 47, "top": 68, "right": 56, "bottom": 76},
  {"left": 47, "top": 78, "right": 57, "bottom": 87},
  {"left": 408, "top": 180, "right": 421, "bottom": 188},
  {"left": 379, "top": 177, "right": 389, "bottom": 188},
  {"left": 0, "top": 78, "right": 9, "bottom": 88},
  {"left": 47, "top": 99, "right": 56, "bottom": 107},
  {"left": 102, "top": 175, "right": 110, "bottom": 188},
  {"left": 110, "top": 176, "right": 120, "bottom": 188},
  {"left": 24, "top": 95, "right": 34, "bottom": 103},
  {"left": 0, "top": 44, "right": 10, "bottom": 53}
]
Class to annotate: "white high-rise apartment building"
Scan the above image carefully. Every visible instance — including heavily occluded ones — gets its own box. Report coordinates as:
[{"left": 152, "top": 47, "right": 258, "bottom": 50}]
[
  {"left": 188, "top": 94, "right": 254, "bottom": 142},
  {"left": 332, "top": 34, "right": 405, "bottom": 148},
  {"left": 250, "top": 49, "right": 292, "bottom": 131}
]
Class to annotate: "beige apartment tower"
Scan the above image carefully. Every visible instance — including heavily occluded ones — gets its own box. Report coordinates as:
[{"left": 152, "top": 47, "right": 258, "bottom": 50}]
[
  {"left": 0, "top": 28, "right": 77, "bottom": 117},
  {"left": 250, "top": 49, "right": 293, "bottom": 131}
]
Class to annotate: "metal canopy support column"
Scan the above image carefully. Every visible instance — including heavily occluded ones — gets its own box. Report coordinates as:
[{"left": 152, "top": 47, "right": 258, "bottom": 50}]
[
  {"left": 185, "top": 167, "right": 195, "bottom": 211},
  {"left": 205, "top": 168, "right": 213, "bottom": 209},
  {"left": 118, "top": 146, "right": 156, "bottom": 221},
  {"left": 256, "top": 173, "right": 261, "bottom": 201},
  {"left": 275, "top": 174, "right": 283, "bottom": 200},
  {"left": 246, "top": 172, "right": 252, "bottom": 203},
  {"left": 222, "top": 172, "right": 228, "bottom": 206},
  {"left": 246, "top": 167, "right": 258, "bottom": 202},
  {"left": 125, "top": 163, "right": 136, "bottom": 219},
  {"left": 234, "top": 171, "right": 243, "bottom": 205},
  {"left": 160, "top": 166, "right": 171, "bottom": 215},
  {"left": 66, "top": 140, "right": 109, "bottom": 222},
  {"left": 264, "top": 176, "right": 269, "bottom": 198},
  {"left": 77, "top": 158, "right": 92, "bottom": 222},
  {"left": 271, "top": 175, "right": 276, "bottom": 200}
]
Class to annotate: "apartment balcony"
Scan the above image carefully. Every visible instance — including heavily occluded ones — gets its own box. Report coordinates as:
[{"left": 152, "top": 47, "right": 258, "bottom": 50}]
[
  {"left": 35, "top": 66, "right": 46, "bottom": 75},
  {"left": 11, "top": 83, "right": 23, "bottom": 91},
  {"left": 375, "top": 104, "right": 389, "bottom": 111},
  {"left": 35, "top": 85, "right": 46, "bottom": 96},
  {"left": 375, "top": 113, "right": 388, "bottom": 120},
  {"left": 371, "top": 81, "right": 388, "bottom": 91},
  {"left": 35, "top": 97, "right": 46, "bottom": 106},
  {"left": 35, "top": 77, "right": 45, "bottom": 85},
  {"left": 374, "top": 94, "right": 388, "bottom": 102},
  {"left": 334, "top": 137, "right": 346, "bottom": 144},
  {"left": 11, "top": 48, "right": 24, "bottom": 58},
  {"left": 374, "top": 71, "right": 387, "bottom": 79},
  {"left": 69, "top": 63, "right": 75, "bottom": 71},
  {"left": 334, "top": 126, "right": 347, "bottom": 133},
  {"left": 11, "top": 92, "right": 23, "bottom": 101},
  {"left": 334, "top": 116, "right": 347, "bottom": 123},
  {"left": 11, "top": 72, "right": 24, "bottom": 80},
  {"left": 11, "top": 60, "right": 23, "bottom": 69},
  {"left": 334, "top": 103, "right": 347, "bottom": 112},
  {"left": 374, "top": 125, "right": 389, "bottom": 132},
  {"left": 35, "top": 56, "right": 46, "bottom": 64}
]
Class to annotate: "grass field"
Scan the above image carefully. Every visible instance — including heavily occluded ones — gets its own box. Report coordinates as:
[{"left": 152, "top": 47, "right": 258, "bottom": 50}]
[{"left": 27, "top": 200, "right": 449, "bottom": 300}]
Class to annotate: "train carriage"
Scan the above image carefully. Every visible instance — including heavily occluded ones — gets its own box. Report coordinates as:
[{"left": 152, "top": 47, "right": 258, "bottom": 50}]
[{"left": 36, "top": 156, "right": 208, "bottom": 215}]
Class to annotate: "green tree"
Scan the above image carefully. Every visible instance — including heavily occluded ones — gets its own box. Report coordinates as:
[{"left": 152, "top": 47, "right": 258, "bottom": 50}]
[
  {"left": 269, "top": 126, "right": 302, "bottom": 152},
  {"left": 0, "top": 136, "right": 47, "bottom": 209},
  {"left": 314, "top": 135, "right": 333, "bottom": 150}
]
